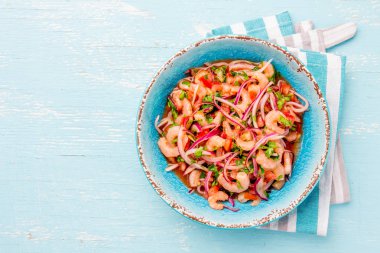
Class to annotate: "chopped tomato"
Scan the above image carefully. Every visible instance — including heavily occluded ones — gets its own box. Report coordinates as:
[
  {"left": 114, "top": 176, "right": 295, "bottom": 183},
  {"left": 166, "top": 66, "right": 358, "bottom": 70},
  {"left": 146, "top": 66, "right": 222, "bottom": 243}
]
[
  {"left": 280, "top": 81, "right": 291, "bottom": 95},
  {"left": 244, "top": 192, "right": 259, "bottom": 201},
  {"left": 208, "top": 185, "right": 220, "bottom": 196},
  {"left": 224, "top": 137, "right": 233, "bottom": 152},
  {"left": 197, "top": 129, "right": 210, "bottom": 139},
  {"left": 220, "top": 132, "right": 227, "bottom": 139},
  {"left": 181, "top": 116, "right": 189, "bottom": 126},
  {"left": 283, "top": 111, "right": 295, "bottom": 123},
  {"left": 264, "top": 171, "right": 276, "bottom": 182},
  {"left": 200, "top": 76, "right": 213, "bottom": 88}
]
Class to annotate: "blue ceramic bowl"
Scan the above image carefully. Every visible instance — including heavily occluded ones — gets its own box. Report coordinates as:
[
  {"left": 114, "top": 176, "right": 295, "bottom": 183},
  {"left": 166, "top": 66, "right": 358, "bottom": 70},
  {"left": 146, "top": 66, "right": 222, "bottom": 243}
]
[{"left": 137, "top": 36, "right": 330, "bottom": 228}]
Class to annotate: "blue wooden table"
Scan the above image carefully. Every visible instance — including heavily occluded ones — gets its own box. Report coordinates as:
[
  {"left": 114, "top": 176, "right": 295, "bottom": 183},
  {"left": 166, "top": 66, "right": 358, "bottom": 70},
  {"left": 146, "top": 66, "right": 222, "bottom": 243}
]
[{"left": 0, "top": 1, "right": 379, "bottom": 252}]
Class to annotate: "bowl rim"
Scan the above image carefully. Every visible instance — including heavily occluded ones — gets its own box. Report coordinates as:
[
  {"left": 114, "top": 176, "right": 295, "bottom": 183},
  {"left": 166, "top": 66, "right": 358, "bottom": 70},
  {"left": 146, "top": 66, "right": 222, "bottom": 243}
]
[{"left": 136, "top": 35, "right": 330, "bottom": 228}]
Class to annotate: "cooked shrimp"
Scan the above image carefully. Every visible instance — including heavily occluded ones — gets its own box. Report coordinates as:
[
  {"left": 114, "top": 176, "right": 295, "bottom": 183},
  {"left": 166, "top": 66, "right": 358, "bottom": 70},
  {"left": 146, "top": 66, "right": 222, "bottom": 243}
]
[
  {"left": 236, "top": 90, "right": 252, "bottom": 112},
  {"left": 265, "top": 110, "right": 286, "bottom": 134},
  {"left": 235, "top": 130, "right": 256, "bottom": 151},
  {"left": 222, "top": 84, "right": 240, "bottom": 96},
  {"left": 193, "top": 111, "right": 207, "bottom": 126},
  {"left": 166, "top": 125, "right": 188, "bottom": 146},
  {"left": 222, "top": 121, "right": 238, "bottom": 138},
  {"left": 256, "top": 149, "right": 280, "bottom": 170},
  {"left": 248, "top": 83, "right": 261, "bottom": 100},
  {"left": 157, "top": 137, "right": 179, "bottom": 158},
  {"left": 251, "top": 72, "right": 269, "bottom": 89},
  {"left": 261, "top": 62, "right": 275, "bottom": 78},
  {"left": 237, "top": 192, "right": 249, "bottom": 203},
  {"left": 208, "top": 191, "right": 228, "bottom": 210},
  {"left": 194, "top": 70, "right": 212, "bottom": 85},
  {"left": 189, "top": 170, "right": 201, "bottom": 187},
  {"left": 285, "top": 131, "right": 298, "bottom": 142},
  {"left": 217, "top": 172, "right": 250, "bottom": 193},
  {"left": 171, "top": 89, "right": 183, "bottom": 111},
  {"left": 205, "top": 135, "right": 226, "bottom": 151},
  {"left": 212, "top": 111, "right": 223, "bottom": 125},
  {"left": 182, "top": 98, "right": 193, "bottom": 117},
  {"left": 284, "top": 152, "right": 293, "bottom": 175}
]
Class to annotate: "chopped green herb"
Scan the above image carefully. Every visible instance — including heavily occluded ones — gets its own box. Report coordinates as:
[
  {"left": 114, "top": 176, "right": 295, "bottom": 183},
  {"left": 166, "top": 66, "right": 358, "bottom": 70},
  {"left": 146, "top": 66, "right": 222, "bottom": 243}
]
[
  {"left": 234, "top": 80, "right": 240, "bottom": 86},
  {"left": 252, "top": 66, "right": 260, "bottom": 71},
  {"left": 208, "top": 164, "right": 219, "bottom": 178},
  {"left": 204, "top": 74, "right": 208, "bottom": 80},
  {"left": 182, "top": 80, "right": 190, "bottom": 86},
  {"left": 274, "top": 91, "right": 292, "bottom": 110},
  {"left": 277, "top": 175, "right": 284, "bottom": 181},
  {"left": 214, "top": 66, "right": 227, "bottom": 82},
  {"left": 215, "top": 91, "right": 221, "bottom": 97},
  {"left": 200, "top": 171, "right": 206, "bottom": 179},
  {"left": 179, "top": 90, "right": 187, "bottom": 100},
  {"left": 211, "top": 180, "right": 218, "bottom": 186},
  {"left": 176, "top": 156, "right": 184, "bottom": 163},
  {"left": 240, "top": 71, "right": 249, "bottom": 80},
  {"left": 231, "top": 71, "right": 238, "bottom": 77},
  {"left": 201, "top": 104, "right": 213, "bottom": 110},
  {"left": 259, "top": 166, "right": 265, "bottom": 176},
  {"left": 202, "top": 95, "right": 213, "bottom": 103},
  {"left": 194, "top": 147, "right": 204, "bottom": 158},
  {"left": 267, "top": 87, "right": 273, "bottom": 93},
  {"left": 235, "top": 159, "right": 243, "bottom": 166},
  {"left": 167, "top": 99, "right": 178, "bottom": 120},
  {"left": 206, "top": 114, "right": 213, "bottom": 124},
  {"left": 237, "top": 180, "right": 243, "bottom": 189},
  {"left": 279, "top": 115, "right": 293, "bottom": 127},
  {"left": 171, "top": 137, "right": 178, "bottom": 144}
]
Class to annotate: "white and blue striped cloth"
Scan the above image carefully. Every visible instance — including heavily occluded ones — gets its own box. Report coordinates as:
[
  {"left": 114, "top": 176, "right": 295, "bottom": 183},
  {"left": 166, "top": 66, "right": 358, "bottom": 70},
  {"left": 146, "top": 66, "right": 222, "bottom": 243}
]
[{"left": 206, "top": 11, "right": 354, "bottom": 236}]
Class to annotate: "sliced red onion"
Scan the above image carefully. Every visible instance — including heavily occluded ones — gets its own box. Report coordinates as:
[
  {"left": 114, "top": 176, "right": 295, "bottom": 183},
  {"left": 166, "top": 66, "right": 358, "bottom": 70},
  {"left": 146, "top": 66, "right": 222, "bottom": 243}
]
[
  {"left": 242, "top": 81, "right": 273, "bottom": 121},
  {"left": 229, "top": 60, "right": 256, "bottom": 71},
  {"left": 154, "top": 115, "right": 162, "bottom": 134},
  {"left": 252, "top": 158, "right": 258, "bottom": 177},
  {"left": 254, "top": 59, "right": 273, "bottom": 74},
  {"left": 223, "top": 153, "right": 238, "bottom": 183},
  {"left": 205, "top": 61, "right": 229, "bottom": 67},
  {"left": 223, "top": 205, "right": 240, "bottom": 212},
  {"left": 213, "top": 98, "right": 246, "bottom": 129},
  {"left": 260, "top": 93, "right": 269, "bottom": 121},
  {"left": 203, "top": 152, "right": 232, "bottom": 163},
  {"left": 269, "top": 92, "right": 278, "bottom": 110},
  {"left": 196, "top": 185, "right": 205, "bottom": 194},
  {"left": 254, "top": 177, "right": 268, "bottom": 200},
  {"left": 202, "top": 124, "right": 218, "bottom": 130},
  {"left": 165, "top": 164, "right": 179, "bottom": 172},
  {"left": 245, "top": 132, "right": 278, "bottom": 166},
  {"left": 285, "top": 101, "right": 309, "bottom": 113},
  {"left": 287, "top": 91, "right": 309, "bottom": 113},
  {"left": 228, "top": 197, "right": 235, "bottom": 207},
  {"left": 183, "top": 162, "right": 208, "bottom": 175},
  {"left": 192, "top": 84, "right": 199, "bottom": 105},
  {"left": 177, "top": 126, "right": 193, "bottom": 165},
  {"left": 188, "top": 126, "right": 220, "bottom": 150},
  {"left": 204, "top": 171, "right": 212, "bottom": 194},
  {"left": 233, "top": 79, "right": 253, "bottom": 105},
  {"left": 185, "top": 148, "right": 213, "bottom": 157},
  {"left": 264, "top": 180, "right": 274, "bottom": 190},
  {"left": 215, "top": 97, "right": 243, "bottom": 118},
  {"left": 193, "top": 122, "right": 202, "bottom": 132}
]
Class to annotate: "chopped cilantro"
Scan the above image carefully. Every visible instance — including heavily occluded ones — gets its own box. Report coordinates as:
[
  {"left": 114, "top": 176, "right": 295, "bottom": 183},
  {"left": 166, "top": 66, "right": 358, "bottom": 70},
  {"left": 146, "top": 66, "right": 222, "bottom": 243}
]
[
  {"left": 252, "top": 66, "right": 260, "bottom": 71},
  {"left": 215, "top": 91, "right": 221, "bottom": 97},
  {"left": 237, "top": 180, "right": 243, "bottom": 189},
  {"left": 176, "top": 156, "right": 184, "bottom": 163},
  {"left": 179, "top": 90, "right": 187, "bottom": 100},
  {"left": 231, "top": 71, "right": 248, "bottom": 80},
  {"left": 214, "top": 66, "right": 227, "bottom": 82},
  {"left": 201, "top": 104, "right": 213, "bottom": 110},
  {"left": 267, "top": 87, "right": 273, "bottom": 93},
  {"left": 194, "top": 147, "right": 204, "bottom": 158},
  {"left": 274, "top": 91, "right": 292, "bottom": 110},
  {"left": 234, "top": 80, "right": 240, "bottom": 86},
  {"left": 206, "top": 114, "right": 213, "bottom": 124},
  {"left": 277, "top": 175, "right": 284, "bottom": 181},
  {"left": 182, "top": 80, "right": 190, "bottom": 86},
  {"left": 211, "top": 180, "right": 218, "bottom": 186},
  {"left": 167, "top": 99, "right": 178, "bottom": 119},
  {"left": 235, "top": 159, "right": 243, "bottom": 166},
  {"left": 208, "top": 164, "right": 219, "bottom": 178},
  {"left": 171, "top": 137, "right": 178, "bottom": 144},
  {"left": 202, "top": 95, "right": 213, "bottom": 103},
  {"left": 204, "top": 74, "right": 208, "bottom": 80},
  {"left": 279, "top": 115, "right": 293, "bottom": 127},
  {"left": 200, "top": 171, "right": 206, "bottom": 179}
]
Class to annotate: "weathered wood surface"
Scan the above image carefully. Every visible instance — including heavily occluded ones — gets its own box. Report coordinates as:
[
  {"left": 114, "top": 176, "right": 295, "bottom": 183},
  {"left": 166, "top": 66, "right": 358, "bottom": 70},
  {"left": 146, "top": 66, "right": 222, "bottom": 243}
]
[{"left": 0, "top": 0, "right": 379, "bottom": 252}]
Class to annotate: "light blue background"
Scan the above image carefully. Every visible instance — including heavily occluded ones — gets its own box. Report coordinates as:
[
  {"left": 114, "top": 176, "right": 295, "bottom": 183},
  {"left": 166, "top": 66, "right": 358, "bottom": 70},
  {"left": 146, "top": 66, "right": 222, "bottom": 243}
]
[{"left": 0, "top": 0, "right": 378, "bottom": 252}]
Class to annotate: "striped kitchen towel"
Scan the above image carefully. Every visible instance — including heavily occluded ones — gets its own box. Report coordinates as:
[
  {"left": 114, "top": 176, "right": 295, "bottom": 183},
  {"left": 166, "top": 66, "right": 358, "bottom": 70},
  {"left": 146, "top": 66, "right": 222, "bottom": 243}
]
[{"left": 206, "top": 11, "right": 355, "bottom": 235}]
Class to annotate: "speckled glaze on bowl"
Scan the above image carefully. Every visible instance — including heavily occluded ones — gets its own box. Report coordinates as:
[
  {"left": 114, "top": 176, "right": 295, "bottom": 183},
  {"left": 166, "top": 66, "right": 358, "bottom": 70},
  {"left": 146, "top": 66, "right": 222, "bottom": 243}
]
[{"left": 136, "top": 36, "right": 330, "bottom": 228}]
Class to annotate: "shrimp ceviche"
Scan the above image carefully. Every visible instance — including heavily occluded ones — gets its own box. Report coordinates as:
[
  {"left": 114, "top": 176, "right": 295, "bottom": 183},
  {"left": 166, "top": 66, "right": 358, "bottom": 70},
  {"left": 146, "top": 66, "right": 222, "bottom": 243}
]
[{"left": 155, "top": 59, "right": 309, "bottom": 212}]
